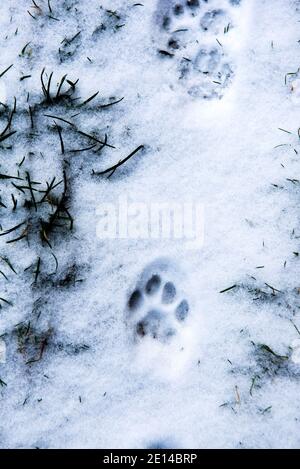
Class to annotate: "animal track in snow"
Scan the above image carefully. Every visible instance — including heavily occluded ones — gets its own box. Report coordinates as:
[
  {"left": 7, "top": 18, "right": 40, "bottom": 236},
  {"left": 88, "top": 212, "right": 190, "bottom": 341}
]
[
  {"left": 126, "top": 258, "right": 201, "bottom": 379},
  {"left": 127, "top": 259, "right": 190, "bottom": 344},
  {"left": 154, "top": 0, "right": 243, "bottom": 99}
]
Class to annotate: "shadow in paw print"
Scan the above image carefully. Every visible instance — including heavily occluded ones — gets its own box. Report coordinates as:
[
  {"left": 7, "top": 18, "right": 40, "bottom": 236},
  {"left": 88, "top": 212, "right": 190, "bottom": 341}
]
[
  {"left": 187, "top": 0, "right": 200, "bottom": 9},
  {"left": 200, "top": 9, "right": 225, "bottom": 32},
  {"left": 145, "top": 274, "right": 161, "bottom": 295},
  {"left": 136, "top": 310, "right": 162, "bottom": 339},
  {"left": 194, "top": 48, "right": 221, "bottom": 74},
  {"left": 128, "top": 290, "right": 143, "bottom": 311},
  {"left": 174, "top": 4, "right": 184, "bottom": 16},
  {"left": 175, "top": 299, "right": 189, "bottom": 321},
  {"left": 162, "top": 282, "right": 176, "bottom": 304},
  {"left": 158, "top": 0, "right": 201, "bottom": 30}
]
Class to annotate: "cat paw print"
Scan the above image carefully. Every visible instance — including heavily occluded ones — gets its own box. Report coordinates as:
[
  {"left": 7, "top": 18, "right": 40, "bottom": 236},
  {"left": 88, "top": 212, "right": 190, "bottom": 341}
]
[
  {"left": 127, "top": 259, "right": 190, "bottom": 344},
  {"left": 126, "top": 259, "right": 201, "bottom": 378},
  {"left": 154, "top": 0, "right": 243, "bottom": 99}
]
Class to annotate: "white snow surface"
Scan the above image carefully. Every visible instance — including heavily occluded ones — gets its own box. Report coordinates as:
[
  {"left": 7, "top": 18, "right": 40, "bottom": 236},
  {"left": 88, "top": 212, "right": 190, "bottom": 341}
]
[{"left": 1, "top": 0, "right": 300, "bottom": 449}]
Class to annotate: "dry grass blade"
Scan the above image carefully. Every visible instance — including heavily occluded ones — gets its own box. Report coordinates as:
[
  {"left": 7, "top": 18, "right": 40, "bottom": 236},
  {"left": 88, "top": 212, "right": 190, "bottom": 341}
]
[{"left": 92, "top": 145, "right": 144, "bottom": 177}]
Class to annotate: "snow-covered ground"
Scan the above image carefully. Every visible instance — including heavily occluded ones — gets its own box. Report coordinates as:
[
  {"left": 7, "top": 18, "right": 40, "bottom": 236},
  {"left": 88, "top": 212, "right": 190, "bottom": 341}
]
[{"left": 1, "top": 0, "right": 300, "bottom": 449}]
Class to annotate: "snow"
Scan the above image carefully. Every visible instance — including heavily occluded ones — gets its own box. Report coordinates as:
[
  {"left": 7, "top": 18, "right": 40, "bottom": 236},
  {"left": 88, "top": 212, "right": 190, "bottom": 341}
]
[{"left": 1, "top": 0, "right": 300, "bottom": 449}]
